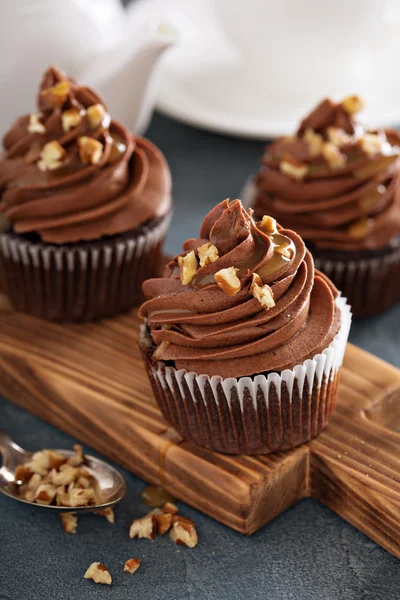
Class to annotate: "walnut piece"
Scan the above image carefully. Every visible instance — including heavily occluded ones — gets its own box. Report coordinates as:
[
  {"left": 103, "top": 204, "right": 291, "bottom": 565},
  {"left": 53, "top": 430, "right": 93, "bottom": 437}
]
[
  {"left": 40, "top": 80, "right": 70, "bottom": 108},
  {"left": 15, "top": 465, "right": 32, "bottom": 483},
  {"left": 61, "top": 108, "right": 82, "bottom": 132},
  {"left": 214, "top": 267, "right": 241, "bottom": 296},
  {"left": 178, "top": 250, "right": 198, "bottom": 285},
  {"left": 348, "top": 217, "right": 373, "bottom": 239},
  {"left": 259, "top": 215, "right": 277, "bottom": 234},
  {"left": 198, "top": 242, "right": 219, "bottom": 267},
  {"left": 28, "top": 113, "right": 46, "bottom": 134},
  {"left": 327, "top": 127, "right": 352, "bottom": 147},
  {"left": 163, "top": 502, "right": 178, "bottom": 515},
  {"left": 342, "top": 95, "right": 365, "bottom": 115},
  {"left": 96, "top": 507, "right": 115, "bottom": 524},
  {"left": 60, "top": 513, "right": 78, "bottom": 534},
  {"left": 84, "top": 562, "right": 112, "bottom": 585},
  {"left": 68, "top": 444, "right": 85, "bottom": 467},
  {"left": 303, "top": 128, "right": 323, "bottom": 157},
  {"left": 123, "top": 558, "right": 141, "bottom": 574},
  {"left": 35, "top": 483, "right": 57, "bottom": 505},
  {"left": 129, "top": 515, "right": 156, "bottom": 540},
  {"left": 322, "top": 142, "right": 346, "bottom": 168},
  {"left": 170, "top": 516, "right": 198, "bottom": 548},
  {"left": 86, "top": 104, "right": 107, "bottom": 129},
  {"left": 78, "top": 136, "right": 104, "bottom": 165},
  {"left": 37, "top": 141, "right": 67, "bottom": 172},
  {"left": 250, "top": 274, "right": 275, "bottom": 310},
  {"left": 359, "top": 133, "right": 383, "bottom": 157},
  {"left": 280, "top": 157, "right": 308, "bottom": 180},
  {"left": 155, "top": 512, "right": 173, "bottom": 535}
]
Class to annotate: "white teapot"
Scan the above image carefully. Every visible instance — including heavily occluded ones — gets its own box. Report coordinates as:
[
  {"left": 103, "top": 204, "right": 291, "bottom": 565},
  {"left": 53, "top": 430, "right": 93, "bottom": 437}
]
[{"left": 0, "top": 0, "right": 177, "bottom": 137}]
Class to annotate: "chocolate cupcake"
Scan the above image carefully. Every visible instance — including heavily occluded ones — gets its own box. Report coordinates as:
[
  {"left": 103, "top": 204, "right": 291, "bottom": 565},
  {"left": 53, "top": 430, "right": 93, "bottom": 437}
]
[
  {"left": 250, "top": 96, "right": 400, "bottom": 318},
  {"left": 139, "top": 199, "right": 351, "bottom": 454},
  {"left": 0, "top": 67, "right": 171, "bottom": 321}
]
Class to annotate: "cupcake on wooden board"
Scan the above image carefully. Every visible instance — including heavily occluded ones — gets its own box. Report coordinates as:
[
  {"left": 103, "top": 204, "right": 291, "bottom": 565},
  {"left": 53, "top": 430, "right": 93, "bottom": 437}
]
[
  {"left": 139, "top": 199, "right": 351, "bottom": 455},
  {"left": 250, "top": 96, "right": 400, "bottom": 318},
  {"left": 0, "top": 66, "right": 172, "bottom": 321}
]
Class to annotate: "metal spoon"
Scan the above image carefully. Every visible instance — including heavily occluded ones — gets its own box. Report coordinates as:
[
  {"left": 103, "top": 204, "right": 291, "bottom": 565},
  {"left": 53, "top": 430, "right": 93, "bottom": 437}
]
[{"left": 0, "top": 430, "right": 126, "bottom": 512}]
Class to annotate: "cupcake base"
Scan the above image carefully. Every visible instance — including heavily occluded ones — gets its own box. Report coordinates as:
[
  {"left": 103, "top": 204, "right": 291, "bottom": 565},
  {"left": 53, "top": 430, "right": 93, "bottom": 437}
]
[
  {"left": 0, "top": 214, "right": 171, "bottom": 322},
  {"left": 310, "top": 237, "right": 400, "bottom": 318},
  {"left": 140, "top": 296, "right": 351, "bottom": 455}
]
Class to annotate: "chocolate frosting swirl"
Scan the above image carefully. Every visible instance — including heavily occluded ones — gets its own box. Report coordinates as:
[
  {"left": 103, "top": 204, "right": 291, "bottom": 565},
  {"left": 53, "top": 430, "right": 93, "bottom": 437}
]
[
  {"left": 0, "top": 67, "right": 171, "bottom": 244},
  {"left": 254, "top": 98, "right": 400, "bottom": 251},
  {"left": 140, "top": 199, "right": 341, "bottom": 379}
]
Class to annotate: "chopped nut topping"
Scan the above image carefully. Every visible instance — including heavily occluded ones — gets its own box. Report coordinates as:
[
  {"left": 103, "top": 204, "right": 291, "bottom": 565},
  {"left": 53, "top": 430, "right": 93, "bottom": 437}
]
[
  {"left": 170, "top": 516, "right": 198, "bottom": 548},
  {"left": 322, "top": 142, "right": 346, "bottom": 168},
  {"left": 214, "top": 266, "right": 241, "bottom": 296},
  {"left": 37, "top": 141, "right": 67, "bottom": 172},
  {"left": 359, "top": 133, "right": 383, "bottom": 157},
  {"left": 84, "top": 562, "right": 112, "bottom": 585},
  {"left": 78, "top": 136, "right": 104, "bottom": 165},
  {"left": 60, "top": 513, "right": 78, "bottom": 534},
  {"left": 61, "top": 108, "right": 82, "bottom": 132},
  {"left": 28, "top": 113, "right": 46, "bottom": 134},
  {"left": 348, "top": 217, "right": 374, "bottom": 239},
  {"left": 96, "top": 507, "right": 115, "bottom": 524},
  {"left": 155, "top": 512, "right": 173, "bottom": 535},
  {"left": 280, "top": 157, "right": 308, "bottom": 180},
  {"left": 124, "top": 558, "right": 141, "bottom": 574},
  {"left": 250, "top": 274, "right": 275, "bottom": 310},
  {"left": 86, "top": 104, "right": 107, "bottom": 129},
  {"left": 275, "top": 244, "right": 293, "bottom": 259},
  {"left": 129, "top": 515, "right": 156, "bottom": 540},
  {"left": 198, "top": 242, "right": 219, "bottom": 267},
  {"left": 259, "top": 215, "right": 277, "bottom": 234},
  {"left": 303, "top": 128, "right": 323, "bottom": 157},
  {"left": 342, "top": 95, "right": 365, "bottom": 115},
  {"left": 40, "top": 80, "right": 70, "bottom": 108},
  {"left": 153, "top": 340, "right": 170, "bottom": 360},
  {"left": 327, "top": 127, "right": 352, "bottom": 147},
  {"left": 163, "top": 502, "right": 178, "bottom": 514},
  {"left": 178, "top": 250, "right": 198, "bottom": 285}
]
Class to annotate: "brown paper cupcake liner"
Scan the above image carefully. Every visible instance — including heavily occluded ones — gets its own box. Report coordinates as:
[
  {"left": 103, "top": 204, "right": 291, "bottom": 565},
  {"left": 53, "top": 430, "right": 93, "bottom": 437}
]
[
  {"left": 140, "top": 297, "right": 351, "bottom": 455},
  {"left": 0, "top": 214, "right": 171, "bottom": 322},
  {"left": 313, "top": 247, "right": 400, "bottom": 318}
]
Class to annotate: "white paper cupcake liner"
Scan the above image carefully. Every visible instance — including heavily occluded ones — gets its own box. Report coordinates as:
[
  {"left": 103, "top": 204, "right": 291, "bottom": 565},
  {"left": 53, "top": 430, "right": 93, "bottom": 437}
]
[
  {"left": 140, "top": 296, "right": 351, "bottom": 454},
  {"left": 0, "top": 214, "right": 171, "bottom": 321}
]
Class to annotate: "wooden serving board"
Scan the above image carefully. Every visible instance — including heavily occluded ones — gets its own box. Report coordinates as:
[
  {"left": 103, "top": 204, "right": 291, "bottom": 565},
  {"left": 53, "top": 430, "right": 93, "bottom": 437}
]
[{"left": 0, "top": 309, "right": 399, "bottom": 557}]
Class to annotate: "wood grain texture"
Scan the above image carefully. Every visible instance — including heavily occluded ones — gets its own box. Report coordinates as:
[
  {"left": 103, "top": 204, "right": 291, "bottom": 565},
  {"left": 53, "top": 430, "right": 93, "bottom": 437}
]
[{"left": 0, "top": 309, "right": 399, "bottom": 556}]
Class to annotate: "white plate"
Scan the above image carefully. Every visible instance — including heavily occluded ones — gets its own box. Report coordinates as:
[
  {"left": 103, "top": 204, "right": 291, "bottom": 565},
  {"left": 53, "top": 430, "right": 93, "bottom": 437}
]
[{"left": 157, "top": 42, "right": 400, "bottom": 140}]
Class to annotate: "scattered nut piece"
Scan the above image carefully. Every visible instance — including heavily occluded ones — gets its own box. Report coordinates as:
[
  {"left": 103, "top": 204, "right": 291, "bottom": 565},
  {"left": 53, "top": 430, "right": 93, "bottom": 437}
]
[
  {"left": 86, "top": 104, "right": 107, "bottom": 129},
  {"left": 155, "top": 512, "right": 173, "bottom": 535},
  {"left": 259, "top": 215, "right": 277, "bottom": 234},
  {"left": 327, "top": 127, "right": 352, "bottom": 147},
  {"left": 198, "top": 242, "right": 219, "bottom": 267},
  {"left": 359, "top": 133, "right": 383, "bottom": 157},
  {"left": 84, "top": 562, "right": 112, "bottom": 585},
  {"left": 170, "top": 516, "right": 198, "bottom": 548},
  {"left": 35, "top": 483, "right": 57, "bottom": 505},
  {"left": 153, "top": 340, "right": 171, "bottom": 360},
  {"left": 96, "top": 507, "right": 115, "bottom": 524},
  {"left": 40, "top": 80, "right": 70, "bottom": 108},
  {"left": 280, "top": 156, "right": 308, "bottom": 180},
  {"left": 250, "top": 274, "right": 275, "bottom": 310},
  {"left": 322, "top": 142, "right": 346, "bottom": 168},
  {"left": 303, "top": 128, "right": 323, "bottom": 157},
  {"left": 60, "top": 513, "right": 78, "bottom": 534},
  {"left": 348, "top": 217, "right": 374, "bottom": 239},
  {"left": 28, "top": 113, "right": 46, "bottom": 134},
  {"left": 61, "top": 108, "right": 82, "bottom": 132},
  {"left": 342, "top": 95, "right": 365, "bottom": 115},
  {"left": 78, "top": 136, "right": 104, "bottom": 165},
  {"left": 214, "top": 266, "right": 241, "bottom": 296},
  {"left": 37, "top": 141, "right": 67, "bottom": 172},
  {"left": 178, "top": 250, "right": 198, "bottom": 285},
  {"left": 123, "top": 558, "right": 141, "bottom": 574},
  {"left": 163, "top": 502, "right": 178, "bottom": 515},
  {"left": 129, "top": 515, "right": 156, "bottom": 540}
]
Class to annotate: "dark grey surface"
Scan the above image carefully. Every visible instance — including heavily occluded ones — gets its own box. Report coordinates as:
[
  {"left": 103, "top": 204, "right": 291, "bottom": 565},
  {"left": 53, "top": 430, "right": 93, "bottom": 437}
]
[{"left": 1, "top": 113, "right": 400, "bottom": 600}]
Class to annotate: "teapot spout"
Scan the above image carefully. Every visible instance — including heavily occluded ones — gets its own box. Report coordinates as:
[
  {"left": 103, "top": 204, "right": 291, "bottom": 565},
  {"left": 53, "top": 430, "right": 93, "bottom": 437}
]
[{"left": 84, "top": 18, "right": 178, "bottom": 134}]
